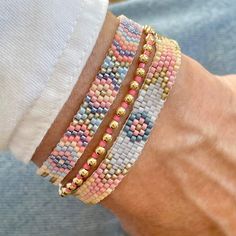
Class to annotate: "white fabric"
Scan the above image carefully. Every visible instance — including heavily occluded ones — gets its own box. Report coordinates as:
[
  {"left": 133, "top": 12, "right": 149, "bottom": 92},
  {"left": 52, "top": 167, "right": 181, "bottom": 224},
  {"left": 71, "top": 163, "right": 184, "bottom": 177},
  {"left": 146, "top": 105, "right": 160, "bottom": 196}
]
[{"left": 0, "top": 0, "right": 108, "bottom": 163}]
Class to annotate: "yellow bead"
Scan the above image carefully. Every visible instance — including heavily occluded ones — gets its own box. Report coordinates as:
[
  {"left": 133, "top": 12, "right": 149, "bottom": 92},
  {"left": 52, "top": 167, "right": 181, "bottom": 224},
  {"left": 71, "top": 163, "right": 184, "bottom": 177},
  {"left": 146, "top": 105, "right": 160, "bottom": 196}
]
[
  {"left": 143, "top": 44, "right": 153, "bottom": 52},
  {"left": 109, "top": 120, "right": 119, "bottom": 129},
  {"left": 79, "top": 168, "right": 89, "bottom": 178},
  {"left": 103, "top": 133, "right": 112, "bottom": 142},
  {"left": 163, "top": 77, "right": 169, "bottom": 83},
  {"left": 164, "top": 87, "right": 170, "bottom": 93},
  {"left": 161, "top": 93, "right": 168, "bottom": 100},
  {"left": 136, "top": 68, "right": 146, "bottom": 78},
  {"left": 95, "top": 146, "right": 106, "bottom": 155},
  {"left": 139, "top": 54, "right": 149, "bottom": 63},
  {"left": 66, "top": 182, "right": 76, "bottom": 190},
  {"left": 116, "top": 107, "right": 126, "bottom": 116},
  {"left": 161, "top": 82, "right": 167, "bottom": 88},
  {"left": 130, "top": 81, "right": 140, "bottom": 90},
  {"left": 124, "top": 94, "right": 134, "bottom": 104},
  {"left": 87, "top": 158, "right": 97, "bottom": 167}
]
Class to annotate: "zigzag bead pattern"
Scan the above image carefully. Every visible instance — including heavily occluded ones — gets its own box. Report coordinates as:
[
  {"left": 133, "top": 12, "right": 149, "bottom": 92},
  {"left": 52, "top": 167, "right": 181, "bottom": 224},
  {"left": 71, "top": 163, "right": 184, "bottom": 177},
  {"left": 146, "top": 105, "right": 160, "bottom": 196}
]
[
  {"left": 37, "top": 16, "right": 143, "bottom": 185},
  {"left": 73, "top": 34, "right": 181, "bottom": 204}
]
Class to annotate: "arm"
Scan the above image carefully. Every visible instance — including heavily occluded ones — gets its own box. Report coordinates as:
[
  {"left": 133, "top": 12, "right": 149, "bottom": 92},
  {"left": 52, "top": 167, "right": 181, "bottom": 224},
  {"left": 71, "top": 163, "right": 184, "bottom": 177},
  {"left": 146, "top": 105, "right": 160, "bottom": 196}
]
[{"left": 32, "top": 12, "right": 236, "bottom": 236}]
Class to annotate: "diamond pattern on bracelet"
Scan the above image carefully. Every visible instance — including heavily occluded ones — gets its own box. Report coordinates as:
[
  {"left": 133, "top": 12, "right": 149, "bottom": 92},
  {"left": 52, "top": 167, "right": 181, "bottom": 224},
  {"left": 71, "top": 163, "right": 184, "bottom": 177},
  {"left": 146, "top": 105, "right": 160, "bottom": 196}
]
[
  {"left": 74, "top": 34, "right": 181, "bottom": 204},
  {"left": 37, "top": 16, "right": 143, "bottom": 185}
]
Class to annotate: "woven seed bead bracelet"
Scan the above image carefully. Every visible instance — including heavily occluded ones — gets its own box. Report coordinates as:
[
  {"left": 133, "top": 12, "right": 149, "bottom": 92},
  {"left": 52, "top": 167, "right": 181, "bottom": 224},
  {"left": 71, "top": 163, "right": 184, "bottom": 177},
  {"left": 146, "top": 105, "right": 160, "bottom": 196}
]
[
  {"left": 59, "top": 29, "right": 156, "bottom": 196},
  {"left": 73, "top": 32, "right": 181, "bottom": 204},
  {"left": 37, "top": 16, "right": 143, "bottom": 185}
]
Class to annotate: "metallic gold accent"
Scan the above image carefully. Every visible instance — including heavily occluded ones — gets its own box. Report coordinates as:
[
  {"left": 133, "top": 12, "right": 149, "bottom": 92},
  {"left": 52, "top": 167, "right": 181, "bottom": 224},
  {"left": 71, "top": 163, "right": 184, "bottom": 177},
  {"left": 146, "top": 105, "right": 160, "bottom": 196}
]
[
  {"left": 136, "top": 68, "right": 146, "bottom": 78},
  {"left": 95, "top": 146, "right": 106, "bottom": 155},
  {"left": 79, "top": 168, "right": 89, "bottom": 178},
  {"left": 109, "top": 120, "right": 119, "bottom": 129},
  {"left": 103, "top": 133, "right": 112, "bottom": 143},
  {"left": 87, "top": 158, "right": 97, "bottom": 167},
  {"left": 130, "top": 81, "right": 140, "bottom": 90},
  {"left": 139, "top": 54, "right": 149, "bottom": 63},
  {"left": 143, "top": 44, "right": 153, "bottom": 52},
  {"left": 116, "top": 107, "right": 126, "bottom": 116},
  {"left": 124, "top": 94, "right": 134, "bottom": 104},
  {"left": 73, "top": 177, "right": 83, "bottom": 186}
]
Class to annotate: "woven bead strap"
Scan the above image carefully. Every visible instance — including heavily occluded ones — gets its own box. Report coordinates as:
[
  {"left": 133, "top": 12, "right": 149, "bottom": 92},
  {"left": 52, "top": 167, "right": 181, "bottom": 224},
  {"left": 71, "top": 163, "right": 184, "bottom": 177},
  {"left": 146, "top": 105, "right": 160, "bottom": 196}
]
[
  {"left": 37, "top": 16, "right": 142, "bottom": 185},
  {"left": 74, "top": 34, "right": 181, "bottom": 204},
  {"left": 59, "top": 30, "right": 156, "bottom": 196}
]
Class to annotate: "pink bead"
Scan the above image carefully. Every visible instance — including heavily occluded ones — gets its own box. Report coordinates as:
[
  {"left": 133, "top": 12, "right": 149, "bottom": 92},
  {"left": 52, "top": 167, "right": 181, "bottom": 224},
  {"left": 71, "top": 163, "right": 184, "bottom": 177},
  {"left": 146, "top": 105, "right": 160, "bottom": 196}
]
[
  {"left": 133, "top": 119, "right": 139, "bottom": 125},
  {"left": 134, "top": 76, "right": 143, "bottom": 83},
  {"left": 158, "top": 61, "right": 164, "bottom": 67},
  {"left": 98, "top": 183, "right": 103, "bottom": 188},
  {"left": 83, "top": 163, "right": 90, "bottom": 170},
  {"left": 140, "top": 130, "right": 145, "bottom": 136},
  {"left": 130, "top": 125, "right": 136, "bottom": 131},
  {"left": 121, "top": 102, "right": 129, "bottom": 109},
  {"left": 167, "top": 81, "right": 173, "bottom": 89},
  {"left": 100, "top": 187, "right": 106, "bottom": 192},
  {"left": 166, "top": 71, "right": 171, "bottom": 77},
  {"left": 97, "top": 168, "right": 103, "bottom": 174},
  {"left": 129, "top": 89, "right": 137, "bottom": 96},
  {"left": 152, "top": 61, "right": 158, "bottom": 68},
  {"left": 68, "top": 125, "right": 74, "bottom": 131},
  {"left": 156, "top": 66, "right": 162, "bottom": 72},
  {"left": 68, "top": 136, "right": 74, "bottom": 142},
  {"left": 100, "top": 173, "right": 105, "bottom": 179},
  {"left": 108, "top": 179, "right": 113, "bottom": 184},
  {"left": 169, "top": 75, "right": 175, "bottom": 82},
  {"left": 106, "top": 128, "right": 113, "bottom": 134},
  {"left": 134, "top": 130, "right": 139, "bottom": 136},
  {"left": 144, "top": 51, "right": 150, "bottom": 56},
  {"left": 100, "top": 163, "right": 107, "bottom": 169},
  {"left": 147, "top": 72, "right": 153, "bottom": 78},
  {"left": 110, "top": 184, "right": 116, "bottom": 189},
  {"left": 150, "top": 67, "right": 155, "bottom": 73},
  {"left": 142, "top": 123, "right": 148, "bottom": 130},
  {"left": 139, "top": 63, "right": 145, "bottom": 68},
  {"left": 92, "top": 152, "right": 99, "bottom": 159},
  {"left": 139, "top": 117, "right": 145, "bottom": 124},
  {"left": 99, "top": 140, "right": 106, "bottom": 147},
  {"left": 114, "top": 115, "right": 120, "bottom": 122},
  {"left": 104, "top": 183, "right": 110, "bottom": 188}
]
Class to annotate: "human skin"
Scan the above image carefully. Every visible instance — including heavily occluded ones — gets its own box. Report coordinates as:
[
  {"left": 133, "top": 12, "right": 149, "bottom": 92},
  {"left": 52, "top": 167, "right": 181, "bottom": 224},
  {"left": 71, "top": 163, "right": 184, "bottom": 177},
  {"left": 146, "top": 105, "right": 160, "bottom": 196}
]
[{"left": 32, "top": 12, "right": 236, "bottom": 236}]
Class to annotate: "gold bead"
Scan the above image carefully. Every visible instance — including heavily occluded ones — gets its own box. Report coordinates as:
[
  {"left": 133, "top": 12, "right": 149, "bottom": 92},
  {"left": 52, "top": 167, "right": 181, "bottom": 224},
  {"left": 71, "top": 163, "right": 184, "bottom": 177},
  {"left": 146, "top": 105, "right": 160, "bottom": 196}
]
[
  {"left": 116, "top": 107, "right": 126, "bottom": 116},
  {"left": 103, "top": 133, "right": 112, "bottom": 142},
  {"left": 161, "top": 93, "right": 168, "bottom": 100},
  {"left": 130, "top": 81, "right": 140, "bottom": 90},
  {"left": 136, "top": 68, "right": 146, "bottom": 78},
  {"left": 139, "top": 54, "right": 149, "bottom": 63},
  {"left": 124, "top": 94, "right": 134, "bottom": 104},
  {"left": 95, "top": 146, "right": 106, "bottom": 155},
  {"left": 87, "top": 158, "right": 97, "bottom": 167},
  {"left": 164, "top": 87, "right": 170, "bottom": 93},
  {"left": 73, "top": 177, "right": 83, "bottom": 186},
  {"left": 163, "top": 77, "right": 169, "bottom": 83},
  {"left": 143, "top": 44, "right": 153, "bottom": 52},
  {"left": 161, "top": 82, "right": 167, "bottom": 88},
  {"left": 109, "top": 120, "right": 119, "bottom": 129},
  {"left": 66, "top": 182, "right": 76, "bottom": 190},
  {"left": 126, "top": 163, "right": 132, "bottom": 169},
  {"left": 107, "top": 164, "right": 112, "bottom": 170},
  {"left": 115, "top": 169, "right": 121, "bottom": 175},
  {"left": 105, "top": 174, "right": 112, "bottom": 180},
  {"left": 79, "top": 168, "right": 89, "bottom": 178}
]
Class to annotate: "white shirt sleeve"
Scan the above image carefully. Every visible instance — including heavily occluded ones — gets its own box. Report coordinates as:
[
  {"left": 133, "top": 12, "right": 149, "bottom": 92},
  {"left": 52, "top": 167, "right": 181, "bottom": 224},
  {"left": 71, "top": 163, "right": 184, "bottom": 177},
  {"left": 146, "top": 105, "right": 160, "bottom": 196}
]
[{"left": 0, "top": 0, "right": 108, "bottom": 163}]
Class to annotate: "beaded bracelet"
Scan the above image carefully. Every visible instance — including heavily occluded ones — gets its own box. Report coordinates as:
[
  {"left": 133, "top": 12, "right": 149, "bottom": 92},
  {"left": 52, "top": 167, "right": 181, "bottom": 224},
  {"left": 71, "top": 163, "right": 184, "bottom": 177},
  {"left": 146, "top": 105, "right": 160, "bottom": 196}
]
[
  {"left": 59, "top": 28, "right": 156, "bottom": 196},
  {"left": 73, "top": 33, "right": 181, "bottom": 204},
  {"left": 37, "top": 16, "right": 142, "bottom": 185}
]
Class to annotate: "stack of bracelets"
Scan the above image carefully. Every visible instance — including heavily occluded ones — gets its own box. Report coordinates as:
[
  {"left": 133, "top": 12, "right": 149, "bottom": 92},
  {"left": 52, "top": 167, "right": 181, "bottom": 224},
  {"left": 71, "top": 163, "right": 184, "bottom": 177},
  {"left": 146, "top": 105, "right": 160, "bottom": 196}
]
[{"left": 37, "top": 15, "right": 181, "bottom": 204}]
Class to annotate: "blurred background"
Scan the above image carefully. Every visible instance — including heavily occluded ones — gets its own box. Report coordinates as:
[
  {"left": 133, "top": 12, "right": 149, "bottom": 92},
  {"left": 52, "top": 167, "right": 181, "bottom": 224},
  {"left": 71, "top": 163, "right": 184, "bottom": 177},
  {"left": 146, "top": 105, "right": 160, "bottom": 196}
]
[{"left": 0, "top": 0, "right": 235, "bottom": 235}]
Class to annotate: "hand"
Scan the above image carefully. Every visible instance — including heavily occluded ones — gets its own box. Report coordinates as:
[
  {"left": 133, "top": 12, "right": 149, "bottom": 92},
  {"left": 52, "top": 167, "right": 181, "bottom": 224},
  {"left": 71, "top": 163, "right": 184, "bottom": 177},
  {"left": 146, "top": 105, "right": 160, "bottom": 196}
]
[{"left": 102, "top": 55, "right": 236, "bottom": 236}]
